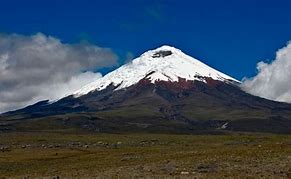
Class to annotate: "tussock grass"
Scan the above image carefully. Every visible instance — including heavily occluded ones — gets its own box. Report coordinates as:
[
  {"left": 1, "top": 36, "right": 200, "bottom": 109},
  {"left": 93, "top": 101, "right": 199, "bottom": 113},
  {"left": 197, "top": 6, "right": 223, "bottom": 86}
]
[{"left": 0, "top": 132, "right": 290, "bottom": 178}]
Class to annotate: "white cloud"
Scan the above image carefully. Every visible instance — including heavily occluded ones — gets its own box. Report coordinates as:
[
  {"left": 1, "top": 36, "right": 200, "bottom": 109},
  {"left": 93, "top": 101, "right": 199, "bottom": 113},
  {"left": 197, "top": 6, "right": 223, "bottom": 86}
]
[
  {"left": 242, "top": 42, "right": 291, "bottom": 103},
  {"left": 0, "top": 33, "right": 118, "bottom": 112}
]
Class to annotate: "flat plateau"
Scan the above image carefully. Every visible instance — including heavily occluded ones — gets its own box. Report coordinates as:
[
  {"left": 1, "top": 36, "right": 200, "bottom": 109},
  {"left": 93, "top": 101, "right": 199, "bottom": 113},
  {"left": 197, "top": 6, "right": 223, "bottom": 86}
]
[{"left": 0, "top": 131, "right": 290, "bottom": 178}]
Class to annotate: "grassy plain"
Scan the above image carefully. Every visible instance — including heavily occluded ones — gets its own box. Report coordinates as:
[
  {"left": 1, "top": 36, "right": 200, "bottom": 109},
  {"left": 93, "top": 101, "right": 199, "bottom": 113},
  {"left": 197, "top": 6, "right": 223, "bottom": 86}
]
[{"left": 0, "top": 131, "right": 290, "bottom": 178}]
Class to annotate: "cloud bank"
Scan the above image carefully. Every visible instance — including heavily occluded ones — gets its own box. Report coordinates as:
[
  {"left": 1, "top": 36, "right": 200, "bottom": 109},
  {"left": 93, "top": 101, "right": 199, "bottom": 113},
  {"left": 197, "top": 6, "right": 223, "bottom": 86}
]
[
  {"left": 242, "top": 42, "right": 291, "bottom": 103},
  {"left": 0, "top": 33, "right": 118, "bottom": 112}
]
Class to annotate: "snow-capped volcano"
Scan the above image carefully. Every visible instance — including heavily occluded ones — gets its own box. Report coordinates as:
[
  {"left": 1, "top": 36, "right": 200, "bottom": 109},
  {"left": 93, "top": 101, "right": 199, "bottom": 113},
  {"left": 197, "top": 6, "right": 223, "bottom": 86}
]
[
  {"left": 4, "top": 45, "right": 291, "bottom": 134},
  {"left": 74, "top": 45, "right": 238, "bottom": 97}
]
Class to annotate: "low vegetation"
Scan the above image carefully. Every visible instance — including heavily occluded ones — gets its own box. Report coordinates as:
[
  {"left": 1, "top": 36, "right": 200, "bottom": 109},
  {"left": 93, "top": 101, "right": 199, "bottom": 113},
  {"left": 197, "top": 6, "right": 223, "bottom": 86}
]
[{"left": 0, "top": 131, "right": 290, "bottom": 178}]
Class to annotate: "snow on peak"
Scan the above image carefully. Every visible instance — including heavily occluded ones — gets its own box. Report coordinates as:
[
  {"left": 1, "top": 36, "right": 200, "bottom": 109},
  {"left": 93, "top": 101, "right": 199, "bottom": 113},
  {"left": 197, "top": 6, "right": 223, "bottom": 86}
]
[{"left": 73, "top": 45, "right": 239, "bottom": 97}]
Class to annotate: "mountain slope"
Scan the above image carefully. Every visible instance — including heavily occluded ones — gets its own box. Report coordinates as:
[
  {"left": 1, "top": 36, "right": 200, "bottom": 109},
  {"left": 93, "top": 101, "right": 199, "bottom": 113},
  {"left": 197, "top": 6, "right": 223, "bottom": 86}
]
[
  {"left": 74, "top": 45, "right": 238, "bottom": 97},
  {"left": 1, "top": 46, "right": 291, "bottom": 134}
]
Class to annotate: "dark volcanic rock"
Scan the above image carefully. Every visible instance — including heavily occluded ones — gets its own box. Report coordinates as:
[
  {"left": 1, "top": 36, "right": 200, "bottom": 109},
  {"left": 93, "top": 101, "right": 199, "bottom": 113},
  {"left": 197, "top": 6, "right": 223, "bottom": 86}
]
[
  {"left": 152, "top": 50, "right": 173, "bottom": 58},
  {"left": 1, "top": 78, "right": 291, "bottom": 134}
]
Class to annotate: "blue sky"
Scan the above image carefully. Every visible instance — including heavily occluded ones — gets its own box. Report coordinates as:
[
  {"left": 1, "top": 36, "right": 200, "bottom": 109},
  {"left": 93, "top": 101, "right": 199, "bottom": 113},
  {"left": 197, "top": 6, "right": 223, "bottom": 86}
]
[{"left": 1, "top": 0, "right": 291, "bottom": 80}]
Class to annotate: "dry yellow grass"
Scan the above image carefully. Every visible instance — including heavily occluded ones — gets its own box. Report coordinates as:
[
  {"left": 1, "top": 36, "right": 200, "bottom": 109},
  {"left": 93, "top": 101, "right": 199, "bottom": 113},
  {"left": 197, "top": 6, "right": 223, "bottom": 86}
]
[{"left": 0, "top": 132, "right": 290, "bottom": 178}]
